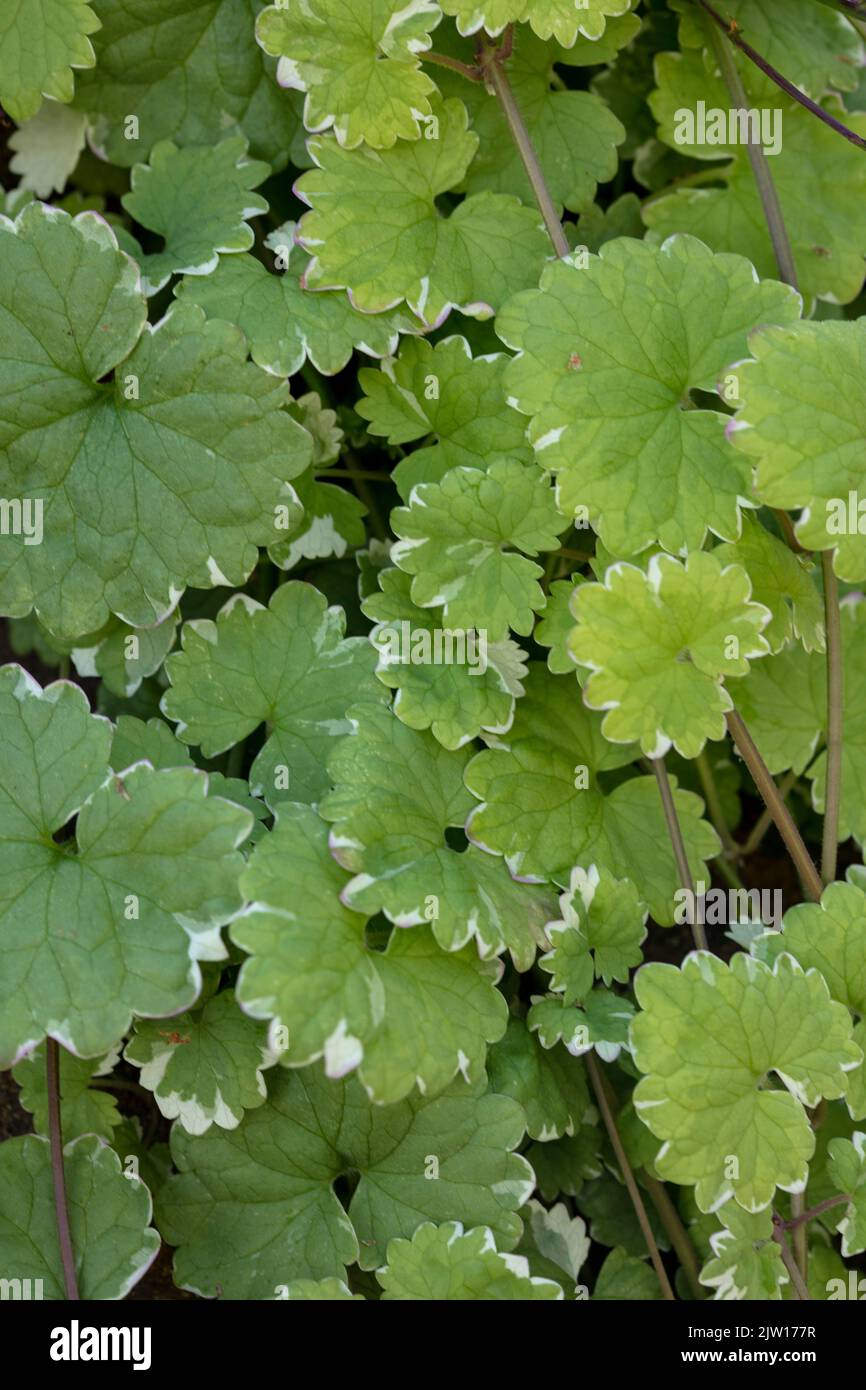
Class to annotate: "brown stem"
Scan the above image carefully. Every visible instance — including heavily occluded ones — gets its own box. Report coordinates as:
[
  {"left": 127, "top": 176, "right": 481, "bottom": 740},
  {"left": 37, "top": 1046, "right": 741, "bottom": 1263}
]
[
  {"left": 772, "top": 1212, "right": 810, "bottom": 1300},
  {"left": 423, "top": 50, "right": 483, "bottom": 82},
  {"left": 652, "top": 756, "right": 709, "bottom": 951},
  {"left": 726, "top": 709, "right": 823, "bottom": 902},
  {"left": 774, "top": 508, "right": 807, "bottom": 554},
  {"left": 585, "top": 1052, "right": 675, "bottom": 1300},
  {"left": 821, "top": 552, "right": 843, "bottom": 883},
  {"left": 46, "top": 1039, "right": 80, "bottom": 1301},
  {"left": 784, "top": 1192, "right": 851, "bottom": 1230},
  {"left": 740, "top": 767, "right": 801, "bottom": 856},
  {"left": 643, "top": 1172, "right": 704, "bottom": 1300}
]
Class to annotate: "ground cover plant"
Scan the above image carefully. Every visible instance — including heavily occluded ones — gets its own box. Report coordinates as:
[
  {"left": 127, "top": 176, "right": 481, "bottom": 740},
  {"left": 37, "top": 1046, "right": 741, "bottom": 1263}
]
[{"left": 1, "top": 0, "right": 866, "bottom": 1304}]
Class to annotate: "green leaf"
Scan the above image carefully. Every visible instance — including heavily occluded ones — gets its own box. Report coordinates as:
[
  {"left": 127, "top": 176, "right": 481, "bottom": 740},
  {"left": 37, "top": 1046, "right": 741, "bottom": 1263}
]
[
  {"left": 540, "top": 865, "right": 647, "bottom": 1000},
  {"left": 0, "top": 667, "right": 251, "bottom": 1067},
  {"left": 391, "top": 459, "right": 566, "bottom": 641},
  {"left": 321, "top": 702, "right": 556, "bottom": 965},
  {"left": 593, "top": 1246, "right": 662, "bottom": 1299},
  {"left": 296, "top": 96, "right": 549, "bottom": 326},
  {"left": 125, "top": 990, "right": 276, "bottom": 1135},
  {"left": 235, "top": 803, "right": 507, "bottom": 1104},
  {"left": 527, "top": 1124, "right": 604, "bottom": 1201},
  {"left": 827, "top": 1132, "right": 866, "bottom": 1256},
  {"left": 157, "top": 1067, "right": 533, "bottom": 1296},
  {"left": 8, "top": 100, "right": 88, "bottom": 197},
  {"left": 488, "top": 1015, "right": 589, "bottom": 1140},
  {"left": 535, "top": 576, "right": 583, "bottom": 674},
  {"left": 121, "top": 137, "right": 269, "bottom": 294},
  {"left": 255, "top": 0, "right": 442, "bottom": 149},
  {"left": 528, "top": 989, "right": 635, "bottom": 1062},
  {"left": 569, "top": 551, "right": 771, "bottom": 759},
  {"left": 364, "top": 566, "right": 528, "bottom": 749},
  {"left": 0, "top": 0, "right": 99, "bottom": 122},
  {"left": 632, "top": 952, "right": 862, "bottom": 1213},
  {"left": 71, "top": 611, "right": 178, "bottom": 698},
  {"left": 699, "top": 1202, "right": 787, "bottom": 1300},
  {"left": 516, "top": 1198, "right": 590, "bottom": 1290},
  {"left": 377, "top": 1221, "right": 563, "bottom": 1299},
  {"left": 753, "top": 882, "right": 866, "bottom": 1016},
  {"left": 714, "top": 514, "right": 825, "bottom": 655},
  {"left": 497, "top": 233, "right": 801, "bottom": 557},
  {"left": 13, "top": 1042, "right": 122, "bottom": 1142},
  {"left": 176, "top": 235, "right": 417, "bottom": 378},
  {"left": 731, "top": 320, "right": 866, "bottom": 581},
  {"left": 0, "top": 1134, "right": 158, "bottom": 1299},
  {"left": 0, "top": 202, "right": 311, "bottom": 638},
  {"left": 74, "top": 0, "right": 303, "bottom": 170},
  {"left": 465, "top": 664, "right": 720, "bottom": 924},
  {"left": 440, "top": 0, "right": 633, "bottom": 46},
  {"left": 646, "top": 51, "right": 866, "bottom": 306},
  {"left": 162, "top": 583, "right": 387, "bottom": 808},
  {"left": 280, "top": 1277, "right": 361, "bottom": 1300},
  {"left": 577, "top": 1172, "right": 669, "bottom": 1255}
]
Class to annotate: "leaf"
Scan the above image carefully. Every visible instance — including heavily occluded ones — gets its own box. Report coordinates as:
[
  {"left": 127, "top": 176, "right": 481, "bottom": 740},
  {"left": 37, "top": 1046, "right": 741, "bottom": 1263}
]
[
  {"left": 735, "top": 602, "right": 866, "bottom": 844},
  {"left": 569, "top": 551, "right": 771, "bottom": 759},
  {"left": 731, "top": 320, "right": 866, "bottom": 581},
  {"left": 465, "top": 664, "right": 720, "bottom": 924},
  {"left": 0, "top": 667, "right": 251, "bottom": 1067},
  {"left": 646, "top": 51, "right": 866, "bottom": 306},
  {"left": 391, "top": 460, "right": 565, "bottom": 641},
  {"left": 527, "top": 1125, "right": 604, "bottom": 1201},
  {"left": 488, "top": 1015, "right": 589, "bottom": 1140},
  {"left": 321, "top": 702, "right": 556, "bottom": 966},
  {"left": 497, "top": 233, "right": 801, "bottom": 557},
  {"left": 827, "top": 1132, "right": 866, "bottom": 1256},
  {"left": 700, "top": 1201, "right": 787, "bottom": 1301},
  {"left": 235, "top": 803, "right": 507, "bottom": 1104},
  {"left": 13, "top": 1042, "right": 122, "bottom": 1142},
  {"left": 176, "top": 236, "right": 416, "bottom": 378},
  {"left": 0, "top": 202, "right": 311, "bottom": 638},
  {"left": 516, "top": 1199, "right": 589, "bottom": 1290},
  {"left": 534, "top": 576, "right": 584, "bottom": 674},
  {"left": 296, "top": 96, "right": 549, "bottom": 327},
  {"left": 0, "top": 0, "right": 99, "bottom": 122},
  {"left": 440, "top": 0, "right": 633, "bottom": 46},
  {"left": 8, "top": 100, "right": 88, "bottom": 197},
  {"left": 356, "top": 335, "right": 532, "bottom": 498},
  {"left": 593, "top": 1246, "right": 662, "bottom": 1299},
  {"left": 753, "top": 882, "right": 866, "bottom": 1016},
  {"left": 577, "top": 1173, "right": 669, "bottom": 1255},
  {"left": 528, "top": 989, "right": 635, "bottom": 1062},
  {"left": 255, "top": 0, "right": 442, "bottom": 149},
  {"left": 280, "top": 1277, "right": 361, "bottom": 1300},
  {"left": 157, "top": 1066, "right": 533, "bottom": 1295},
  {"left": 71, "top": 611, "right": 178, "bottom": 698},
  {"left": 539, "top": 865, "right": 647, "bottom": 1000},
  {"left": 163, "top": 584, "right": 386, "bottom": 809},
  {"left": 121, "top": 137, "right": 269, "bottom": 294},
  {"left": 714, "top": 515, "right": 825, "bottom": 654},
  {"left": 74, "top": 0, "right": 303, "bottom": 170},
  {"left": 0, "top": 1134, "right": 158, "bottom": 1299},
  {"left": 364, "top": 566, "right": 528, "bottom": 749},
  {"left": 125, "top": 990, "right": 276, "bottom": 1135},
  {"left": 631, "top": 951, "right": 862, "bottom": 1213},
  {"left": 377, "top": 1221, "right": 563, "bottom": 1299}
]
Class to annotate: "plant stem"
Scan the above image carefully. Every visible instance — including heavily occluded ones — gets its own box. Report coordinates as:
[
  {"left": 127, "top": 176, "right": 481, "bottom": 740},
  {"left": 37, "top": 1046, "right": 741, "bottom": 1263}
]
[
  {"left": 88, "top": 1077, "right": 151, "bottom": 1100},
  {"left": 713, "top": 854, "right": 745, "bottom": 891},
  {"left": 585, "top": 1052, "right": 675, "bottom": 1300},
  {"left": 319, "top": 468, "right": 393, "bottom": 481},
  {"left": 705, "top": 17, "right": 799, "bottom": 288},
  {"left": 642, "top": 1172, "right": 704, "bottom": 1300},
  {"left": 652, "top": 756, "right": 708, "bottom": 951},
  {"left": 46, "top": 1039, "right": 80, "bottom": 1301},
  {"left": 695, "top": 749, "right": 738, "bottom": 855},
  {"left": 774, "top": 508, "right": 806, "bottom": 554},
  {"left": 480, "top": 29, "right": 570, "bottom": 259},
  {"left": 726, "top": 710, "right": 823, "bottom": 902},
  {"left": 423, "top": 49, "right": 483, "bottom": 82},
  {"left": 790, "top": 1193, "right": 808, "bottom": 1280},
  {"left": 821, "top": 552, "right": 843, "bottom": 883},
  {"left": 344, "top": 448, "right": 387, "bottom": 541},
  {"left": 772, "top": 1212, "right": 810, "bottom": 1300},
  {"left": 784, "top": 1193, "right": 851, "bottom": 1230},
  {"left": 697, "top": 0, "right": 866, "bottom": 153},
  {"left": 740, "top": 767, "right": 800, "bottom": 855}
]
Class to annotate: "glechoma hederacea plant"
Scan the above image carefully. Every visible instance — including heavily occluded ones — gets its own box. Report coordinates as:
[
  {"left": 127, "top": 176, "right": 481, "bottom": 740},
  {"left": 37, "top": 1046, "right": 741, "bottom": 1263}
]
[{"left": 1, "top": 0, "right": 866, "bottom": 1306}]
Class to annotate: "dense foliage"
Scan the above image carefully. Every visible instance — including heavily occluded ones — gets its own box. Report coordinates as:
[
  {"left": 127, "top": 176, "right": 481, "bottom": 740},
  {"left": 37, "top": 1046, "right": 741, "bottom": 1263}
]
[{"left": 1, "top": 0, "right": 866, "bottom": 1303}]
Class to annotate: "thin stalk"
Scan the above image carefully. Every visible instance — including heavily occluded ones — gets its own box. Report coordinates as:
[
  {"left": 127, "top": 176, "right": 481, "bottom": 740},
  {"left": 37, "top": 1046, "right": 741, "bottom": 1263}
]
[
  {"left": 821, "top": 552, "right": 843, "bottom": 883},
  {"left": 88, "top": 1077, "right": 151, "bottom": 1100},
  {"left": 224, "top": 741, "right": 245, "bottom": 781},
  {"left": 740, "top": 767, "right": 801, "bottom": 855},
  {"left": 57, "top": 655, "right": 71, "bottom": 681},
  {"left": 695, "top": 750, "right": 738, "bottom": 856},
  {"left": 423, "top": 50, "right": 482, "bottom": 82},
  {"left": 642, "top": 1172, "right": 704, "bottom": 1300},
  {"left": 697, "top": 0, "right": 866, "bottom": 153},
  {"left": 784, "top": 1193, "right": 851, "bottom": 1230},
  {"left": 319, "top": 468, "right": 393, "bottom": 482},
  {"left": 774, "top": 508, "right": 807, "bottom": 554},
  {"left": 652, "top": 756, "right": 708, "bottom": 951},
  {"left": 46, "top": 1039, "right": 80, "bottom": 1301},
  {"left": 344, "top": 448, "right": 387, "bottom": 541},
  {"left": 713, "top": 854, "right": 745, "bottom": 891},
  {"left": 726, "top": 710, "right": 823, "bottom": 902},
  {"left": 772, "top": 1213, "right": 810, "bottom": 1300},
  {"left": 705, "top": 17, "right": 799, "bottom": 288},
  {"left": 480, "top": 30, "right": 570, "bottom": 259},
  {"left": 790, "top": 1194, "right": 808, "bottom": 1280},
  {"left": 585, "top": 1052, "right": 675, "bottom": 1300}
]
